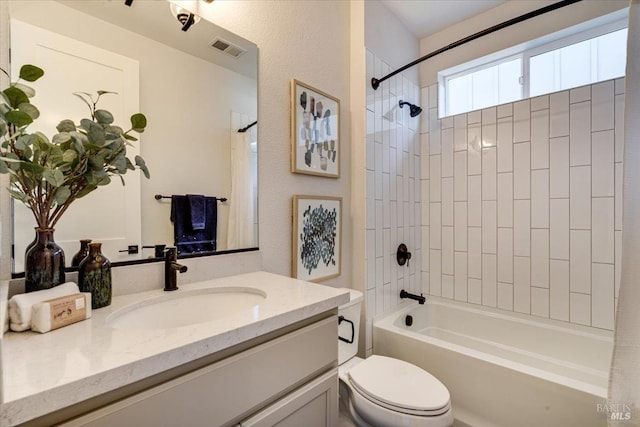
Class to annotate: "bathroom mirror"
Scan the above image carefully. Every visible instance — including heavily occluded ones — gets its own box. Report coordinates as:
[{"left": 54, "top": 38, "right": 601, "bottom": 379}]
[{"left": 8, "top": 0, "right": 258, "bottom": 273}]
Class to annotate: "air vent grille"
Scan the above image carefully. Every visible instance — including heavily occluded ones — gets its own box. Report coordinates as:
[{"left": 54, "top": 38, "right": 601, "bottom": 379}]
[{"left": 210, "top": 37, "right": 247, "bottom": 58}]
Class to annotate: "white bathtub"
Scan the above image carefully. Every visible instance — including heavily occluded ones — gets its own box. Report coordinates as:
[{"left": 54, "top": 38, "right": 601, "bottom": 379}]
[{"left": 373, "top": 297, "right": 613, "bottom": 427}]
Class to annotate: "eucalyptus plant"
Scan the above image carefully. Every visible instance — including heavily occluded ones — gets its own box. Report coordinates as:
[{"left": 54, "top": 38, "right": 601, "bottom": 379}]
[{"left": 0, "top": 64, "right": 149, "bottom": 229}]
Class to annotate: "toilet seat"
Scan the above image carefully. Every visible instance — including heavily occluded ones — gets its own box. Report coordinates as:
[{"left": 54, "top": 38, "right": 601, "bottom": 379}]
[{"left": 347, "top": 355, "right": 450, "bottom": 417}]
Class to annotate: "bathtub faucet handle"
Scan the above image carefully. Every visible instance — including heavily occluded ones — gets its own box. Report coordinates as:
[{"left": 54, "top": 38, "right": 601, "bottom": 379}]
[{"left": 397, "top": 244, "right": 412, "bottom": 267}]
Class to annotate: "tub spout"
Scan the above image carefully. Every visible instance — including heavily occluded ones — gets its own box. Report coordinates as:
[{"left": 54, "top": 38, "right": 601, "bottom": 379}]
[{"left": 400, "top": 289, "right": 425, "bottom": 305}]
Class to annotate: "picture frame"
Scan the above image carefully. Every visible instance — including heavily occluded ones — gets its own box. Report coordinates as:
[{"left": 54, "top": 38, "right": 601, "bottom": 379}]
[
  {"left": 291, "top": 79, "right": 340, "bottom": 178},
  {"left": 292, "top": 195, "right": 342, "bottom": 282}
]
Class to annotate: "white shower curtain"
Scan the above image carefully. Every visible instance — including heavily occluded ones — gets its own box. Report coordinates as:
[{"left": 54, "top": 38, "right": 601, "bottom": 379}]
[
  {"left": 227, "top": 130, "right": 256, "bottom": 249},
  {"left": 609, "top": 1, "right": 640, "bottom": 425}
]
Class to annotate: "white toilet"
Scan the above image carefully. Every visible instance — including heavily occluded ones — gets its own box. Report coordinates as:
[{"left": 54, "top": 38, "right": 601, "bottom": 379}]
[{"left": 338, "top": 289, "right": 453, "bottom": 427}]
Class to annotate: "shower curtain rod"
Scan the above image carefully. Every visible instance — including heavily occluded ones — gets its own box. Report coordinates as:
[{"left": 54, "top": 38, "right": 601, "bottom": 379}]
[{"left": 371, "top": 0, "right": 583, "bottom": 90}]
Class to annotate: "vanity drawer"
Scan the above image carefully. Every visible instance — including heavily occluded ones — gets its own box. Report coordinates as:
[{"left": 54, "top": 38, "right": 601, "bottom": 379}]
[{"left": 61, "top": 316, "right": 338, "bottom": 427}]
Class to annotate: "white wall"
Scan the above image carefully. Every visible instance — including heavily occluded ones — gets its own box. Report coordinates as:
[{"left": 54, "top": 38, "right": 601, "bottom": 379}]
[{"left": 364, "top": 1, "right": 420, "bottom": 354}]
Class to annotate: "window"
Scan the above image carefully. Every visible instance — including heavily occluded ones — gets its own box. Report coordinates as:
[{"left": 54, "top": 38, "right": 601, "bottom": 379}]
[{"left": 439, "top": 14, "right": 628, "bottom": 117}]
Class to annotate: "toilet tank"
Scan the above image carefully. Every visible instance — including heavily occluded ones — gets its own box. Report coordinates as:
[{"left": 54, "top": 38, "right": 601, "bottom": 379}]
[{"left": 338, "top": 288, "right": 363, "bottom": 364}]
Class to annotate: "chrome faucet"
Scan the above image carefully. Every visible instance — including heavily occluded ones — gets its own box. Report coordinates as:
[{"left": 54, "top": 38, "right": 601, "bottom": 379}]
[{"left": 164, "top": 247, "right": 187, "bottom": 291}]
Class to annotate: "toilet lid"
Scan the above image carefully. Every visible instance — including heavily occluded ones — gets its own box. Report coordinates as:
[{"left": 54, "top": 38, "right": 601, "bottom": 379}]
[{"left": 348, "top": 355, "right": 450, "bottom": 413}]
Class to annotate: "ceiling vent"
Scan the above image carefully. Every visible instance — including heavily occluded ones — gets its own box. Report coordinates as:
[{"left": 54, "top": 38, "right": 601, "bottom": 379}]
[{"left": 210, "top": 37, "right": 247, "bottom": 58}]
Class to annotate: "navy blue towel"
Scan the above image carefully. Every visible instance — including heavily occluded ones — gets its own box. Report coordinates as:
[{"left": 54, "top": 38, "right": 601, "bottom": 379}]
[
  {"left": 187, "top": 194, "right": 206, "bottom": 230},
  {"left": 170, "top": 195, "right": 217, "bottom": 255}
]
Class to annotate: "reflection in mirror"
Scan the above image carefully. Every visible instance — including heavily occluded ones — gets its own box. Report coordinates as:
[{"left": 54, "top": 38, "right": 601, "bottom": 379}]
[{"left": 9, "top": 0, "right": 258, "bottom": 273}]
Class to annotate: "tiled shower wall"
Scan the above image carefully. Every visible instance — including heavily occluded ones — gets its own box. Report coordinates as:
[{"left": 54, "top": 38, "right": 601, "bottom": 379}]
[
  {"left": 365, "top": 49, "right": 421, "bottom": 353},
  {"left": 420, "top": 78, "right": 625, "bottom": 331}
]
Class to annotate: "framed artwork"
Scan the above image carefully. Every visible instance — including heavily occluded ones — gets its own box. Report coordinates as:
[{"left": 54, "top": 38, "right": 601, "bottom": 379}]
[
  {"left": 291, "top": 79, "right": 340, "bottom": 178},
  {"left": 292, "top": 195, "right": 342, "bottom": 282}
]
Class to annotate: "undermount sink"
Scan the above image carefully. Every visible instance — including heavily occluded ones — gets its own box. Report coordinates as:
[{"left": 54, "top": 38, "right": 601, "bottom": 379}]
[{"left": 107, "top": 287, "right": 267, "bottom": 330}]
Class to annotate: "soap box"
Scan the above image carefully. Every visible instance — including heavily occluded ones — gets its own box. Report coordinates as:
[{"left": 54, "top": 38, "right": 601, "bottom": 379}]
[{"left": 31, "top": 293, "right": 92, "bottom": 333}]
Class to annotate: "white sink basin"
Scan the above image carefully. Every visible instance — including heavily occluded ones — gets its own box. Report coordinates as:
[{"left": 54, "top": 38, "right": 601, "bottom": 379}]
[{"left": 107, "top": 287, "right": 267, "bottom": 330}]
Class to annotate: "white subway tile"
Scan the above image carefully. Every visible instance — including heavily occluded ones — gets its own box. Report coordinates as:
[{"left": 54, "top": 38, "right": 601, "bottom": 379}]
[
  {"left": 592, "top": 130, "right": 615, "bottom": 197},
  {"left": 615, "top": 94, "right": 624, "bottom": 163},
  {"left": 429, "top": 250, "right": 442, "bottom": 296},
  {"left": 570, "top": 292, "right": 591, "bottom": 326},
  {"left": 513, "top": 99, "right": 531, "bottom": 143},
  {"left": 383, "top": 138, "right": 390, "bottom": 174},
  {"left": 468, "top": 123, "right": 482, "bottom": 175},
  {"left": 513, "top": 142, "right": 531, "bottom": 199},
  {"left": 442, "top": 227, "right": 454, "bottom": 275},
  {"left": 497, "top": 173, "right": 513, "bottom": 228},
  {"left": 497, "top": 117, "right": 514, "bottom": 173},
  {"left": 430, "top": 203, "right": 441, "bottom": 249},
  {"left": 454, "top": 151, "right": 468, "bottom": 201},
  {"left": 531, "top": 95, "right": 549, "bottom": 111},
  {"left": 514, "top": 256, "right": 531, "bottom": 314},
  {"left": 430, "top": 155, "right": 441, "bottom": 202},
  {"left": 482, "top": 107, "right": 497, "bottom": 148},
  {"left": 442, "top": 177, "right": 454, "bottom": 226},
  {"left": 468, "top": 175, "right": 482, "bottom": 227},
  {"left": 615, "top": 230, "right": 622, "bottom": 299},
  {"left": 497, "top": 103, "right": 513, "bottom": 119},
  {"left": 454, "top": 114, "right": 468, "bottom": 151},
  {"left": 455, "top": 252, "right": 468, "bottom": 302},
  {"left": 442, "top": 274, "right": 454, "bottom": 299},
  {"left": 498, "top": 282, "right": 514, "bottom": 311},
  {"left": 420, "top": 87, "right": 430, "bottom": 131},
  {"left": 442, "top": 128, "right": 454, "bottom": 177},
  {"left": 550, "top": 199, "right": 570, "bottom": 260},
  {"left": 531, "top": 287, "right": 550, "bottom": 318},
  {"left": 383, "top": 282, "right": 392, "bottom": 311},
  {"left": 376, "top": 257, "right": 384, "bottom": 289},
  {"left": 591, "top": 80, "right": 615, "bottom": 132},
  {"left": 482, "top": 201, "right": 497, "bottom": 254},
  {"left": 592, "top": 198, "right": 614, "bottom": 264},
  {"left": 570, "top": 230, "right": 591, "bottom": 294},
  {"left": 514, "top": 200, "right": 531, "bottom": 257},
  {"left": 454, "top": 202, "right": 468, "bottom": 251},
  {"left": 429, "top": 84, "right": 438, "bottom": 109},
  {"left": 615, "top": 77, "right": 625, "bottom": 95},
  {"left": 482, "top": 147, "right": 497, "bottom": 200},
  {"left": 468, "top": 227, "right": 482, "bottom": 279},
  {"left": 468, "top": 110, "right": 481, "bottom": 124},
  {"left": 550, "top": 91, "right": 569, "bottom": 138},
  {"left": 482, "top": 254, "right": 497, "bottom": 307},
  {"left": 441, "top": 116, "right": 454, "bottom": 130},
  {"left": 550, "top": 137, "right": 570, "bottom": 198},
  {"left": 570, "top": 85, "right": 590, "bottom": 104},
  {"left": 531, "top": 109, "right": 550, "bottom": 169},
  {"left": 550, "top": 259, "right": 570, "bottom": 321},
  {"left": 569, "top": 101, "right": 591, "bottom": 166},
  {"left": 375, "top": 169, "right": 383, "bottom": 201},
  {"left": 375, "top": 140, "right": 383, "bottom": 173},
  {"left": 615, "top": 163, "right": 622, "bottom": 231},
  {"left": 592, "top": 263, "right": 614, "bottom": 330},
  {"left": 531, "top": 169, "right": 550, "bottom": 229},
  {"left": 498, "top": 228, "right": 513, "bottom": 283},
  {"left": 422, "top": 231, "right": 430, "bottom": 269},
  {"left": 468, "top": 278, "right": 482, "bottom": 304},
  {"left": 570, "top": 166, "right": 591, "bottom": 229},
  {"left": 531, "top": 229, "right": 550, "bottom": 288}
]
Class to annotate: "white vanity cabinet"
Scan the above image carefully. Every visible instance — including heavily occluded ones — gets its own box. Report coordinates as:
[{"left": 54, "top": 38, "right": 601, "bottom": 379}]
[{"left": 56, "top": 315, "right": 338, "bottom": 427}]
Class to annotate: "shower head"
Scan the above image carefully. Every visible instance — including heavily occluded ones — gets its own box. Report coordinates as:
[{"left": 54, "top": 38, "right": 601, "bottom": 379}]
[{"left": 399, "top": 100, "right": 422, "bottom": 118}]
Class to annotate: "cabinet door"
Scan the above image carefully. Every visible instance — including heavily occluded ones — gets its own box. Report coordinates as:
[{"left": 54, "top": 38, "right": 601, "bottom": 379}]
[{"left": 240, "top": 369, "right": 338, "bottom": 427}]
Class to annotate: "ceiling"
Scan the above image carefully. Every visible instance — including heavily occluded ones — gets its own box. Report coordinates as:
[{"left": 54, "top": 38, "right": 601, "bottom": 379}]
[{"left": 381, "top": 0, "right": 507, "bottom": 39}]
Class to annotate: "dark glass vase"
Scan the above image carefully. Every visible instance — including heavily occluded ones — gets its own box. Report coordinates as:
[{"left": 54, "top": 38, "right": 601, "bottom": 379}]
[
  {"left": 79, "top": 242, "right": 112, "bottom": 309},
  {"left": 71, "top": 239, "right": 92, "bottom": 267},
  {"left": 25, "top": 228, "right": 66, "bottom": 293}
]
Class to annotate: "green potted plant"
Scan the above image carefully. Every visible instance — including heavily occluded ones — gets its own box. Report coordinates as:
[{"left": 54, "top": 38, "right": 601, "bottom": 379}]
[{"left": 0, "top": 64, "right": 149, "bottom": 292}]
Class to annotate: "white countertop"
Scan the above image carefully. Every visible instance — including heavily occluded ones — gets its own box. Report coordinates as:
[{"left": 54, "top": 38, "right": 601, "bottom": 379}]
[{"left": 0, "top": 271, "right": 349, "bottom": 426}]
